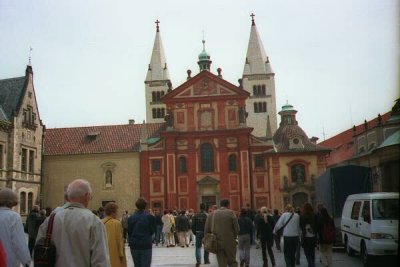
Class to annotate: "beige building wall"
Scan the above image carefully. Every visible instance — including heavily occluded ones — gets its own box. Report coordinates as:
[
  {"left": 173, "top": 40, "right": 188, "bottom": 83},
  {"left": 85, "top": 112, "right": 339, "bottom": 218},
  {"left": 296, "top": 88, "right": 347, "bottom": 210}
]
[
  {"left": 43, "top": 152, "right": 141, "bottom": 216},
  {"left": 269, "top": 154, "right": 325, "bottom": 211}
]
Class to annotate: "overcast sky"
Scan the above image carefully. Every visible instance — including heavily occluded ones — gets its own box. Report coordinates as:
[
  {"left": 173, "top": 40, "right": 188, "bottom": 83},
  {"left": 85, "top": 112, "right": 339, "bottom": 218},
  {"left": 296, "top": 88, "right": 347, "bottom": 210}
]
[{"left": 0, "top": 0, "right": 398, "bottom": 140}]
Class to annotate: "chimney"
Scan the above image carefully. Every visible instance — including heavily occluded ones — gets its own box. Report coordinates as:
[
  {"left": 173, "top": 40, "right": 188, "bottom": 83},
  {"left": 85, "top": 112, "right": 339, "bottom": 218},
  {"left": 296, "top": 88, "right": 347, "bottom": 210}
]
[{"left": 128, "top": 119, "right": 135, "bottom": 125}]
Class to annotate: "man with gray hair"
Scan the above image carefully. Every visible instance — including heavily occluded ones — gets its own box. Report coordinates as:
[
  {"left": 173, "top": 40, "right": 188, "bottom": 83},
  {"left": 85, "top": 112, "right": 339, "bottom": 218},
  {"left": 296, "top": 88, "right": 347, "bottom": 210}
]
[{"left": 36, "top": 179, "right": 110, "bottom": 267}]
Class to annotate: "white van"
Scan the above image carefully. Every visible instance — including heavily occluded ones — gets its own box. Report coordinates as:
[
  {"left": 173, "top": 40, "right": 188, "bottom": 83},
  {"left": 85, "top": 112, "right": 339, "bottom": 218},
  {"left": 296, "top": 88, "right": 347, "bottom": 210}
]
[{"left": 341, "top": 192, "right": 398, "bottom": 266}]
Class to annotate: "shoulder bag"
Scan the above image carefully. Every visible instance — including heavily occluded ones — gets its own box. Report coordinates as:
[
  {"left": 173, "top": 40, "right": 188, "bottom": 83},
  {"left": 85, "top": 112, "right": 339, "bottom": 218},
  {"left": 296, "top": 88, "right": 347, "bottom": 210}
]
[
  {"left": 34, "top": 212, "right": 57, "bottom": 267},
  {"left": 276, "top": 212, "right": 294, "bottom": 236},
  {"left": 203, "top": 211, "right": 218, "bottom": 254}
]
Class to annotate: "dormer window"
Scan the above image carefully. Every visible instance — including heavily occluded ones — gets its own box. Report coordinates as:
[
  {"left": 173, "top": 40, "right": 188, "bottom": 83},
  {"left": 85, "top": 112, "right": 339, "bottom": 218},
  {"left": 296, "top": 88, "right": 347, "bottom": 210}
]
[
  {"left": 289, "top": 137, "right": 304, "bottom": 149},
  {"left": 86, "top": 132, "right": 100, "bottom": 141}
]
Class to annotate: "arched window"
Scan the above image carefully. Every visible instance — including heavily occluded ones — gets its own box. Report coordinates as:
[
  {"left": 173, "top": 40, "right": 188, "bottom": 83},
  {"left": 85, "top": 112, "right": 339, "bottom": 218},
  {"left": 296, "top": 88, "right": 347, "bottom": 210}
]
[
  {"left": 291, "top": 164, "right": 305, "bottom": 183},
  {"left": 179, "top": 156, "right": 187, "bottom": 173},
  {"left": 262, "top": 102, "right": 267, "bottom": 112},
  {"left": 228, "top": 154, "right": 237, "bottom": 171},
  {"left": 254, "top": 103, "right": 258, "bottom": 113},
  {"left": 161, "top": 108, "right": 165, "bottom": 118},
  {"left": 20, "top": 192, "right": 26, "bottom": 214},
  {"left": 28, "top": 192, "right": 33, "bottom": 212},
  {"left": 152, "top": 108, "right": 156, "bottom": 118},
  {"left": 201, "top": 143, "right": 214, "bottom": 172},
  {"left": 261, "top": 85, "right": 266, "bottom": 95},
  {"left": 105, "top": 170, "right": 113, "bottom": 187},
  {"left": 253, "top": 85, "right": 257, "bottom": 95},
  {"left": 152, "top": 91, "right": 156, "bottom": 102}
]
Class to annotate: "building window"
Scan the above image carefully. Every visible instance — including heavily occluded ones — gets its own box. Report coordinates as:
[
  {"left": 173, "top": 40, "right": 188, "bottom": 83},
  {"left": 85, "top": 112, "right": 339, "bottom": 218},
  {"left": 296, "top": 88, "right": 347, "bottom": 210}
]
[
  {"left": 179, "top": 156, "right": 187, "bottom": 174},
  {"left": 200, "top": 143, "right": 214, "bottom": 172},
  {"left": 28, "top": 192, "right": 33, "bottom": 212},
  {"left": 0, "top": 144, "right": 3, "bottom": 172},
  {"left": 291, "top": 164, "right": 305, "bottom": 183},
  {"left": 254, "top": 154, "right": 263, "bottom": 168},
  {"left": 152, "top": 108, "right": 165, "bottom": 119},
  {"left": 20, "top": 192, "right": 26, "bottom": 214},
  {"left": 22, "top": 106, "right": 37, "bottom": 130},
  {"left": 29, "top": 150, "right": 34, "bottom": 173},
  {"left": 105, "top": 170, "right": 113, "bottom": 187},
  {"left": 253, "top": 85, "right": 266, "bottom": 96},
  {"left": 254, "top": 102, "right": 267, "bottom": 113},
  {"left": 152, "top": 160, "right": 161, "bottom": 172},
  {"left": 152, "top": 91, "right": 165, "bottom": 102},
  {"left": 21, "top": 148, "right": 27, "bottom": 172},
  {"left": 228, "top": 154, "right": 237, "bottom": 171}
]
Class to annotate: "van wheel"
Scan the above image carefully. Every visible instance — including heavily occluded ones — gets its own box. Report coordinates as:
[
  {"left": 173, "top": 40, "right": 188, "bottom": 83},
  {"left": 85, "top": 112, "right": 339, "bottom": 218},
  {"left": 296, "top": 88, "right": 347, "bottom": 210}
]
[
  {"left": 345, "top": 236, "right": 355, "bottom": 256},
  {"left": 361, "top": 242, "right": 371, "bottom": 267}
]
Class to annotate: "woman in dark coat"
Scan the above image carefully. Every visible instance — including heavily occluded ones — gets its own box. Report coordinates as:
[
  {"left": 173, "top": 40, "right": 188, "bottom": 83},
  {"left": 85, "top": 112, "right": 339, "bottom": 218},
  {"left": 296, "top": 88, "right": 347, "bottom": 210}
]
[
  {"left": 257, "top": 207, "right": 276, "bottom": 267},
  {"left": 300, "top": 203, "right": 318, "bottom": 267},
  {"left": 317, "top": 208, "right": 335, "bottom": 267},
  {"left": 238, "top": 208, "right": 253, "bottom": 267}
]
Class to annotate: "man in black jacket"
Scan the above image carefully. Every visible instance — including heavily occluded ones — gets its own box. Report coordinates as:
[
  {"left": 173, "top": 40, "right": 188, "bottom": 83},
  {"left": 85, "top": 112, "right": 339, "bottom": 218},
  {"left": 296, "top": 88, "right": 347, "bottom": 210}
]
[
  {"left": 25, "top": 205, "right": 40, "bottom": 255},
  {"left": 191, "top": 203, "right": 210, "bottom": 267}
]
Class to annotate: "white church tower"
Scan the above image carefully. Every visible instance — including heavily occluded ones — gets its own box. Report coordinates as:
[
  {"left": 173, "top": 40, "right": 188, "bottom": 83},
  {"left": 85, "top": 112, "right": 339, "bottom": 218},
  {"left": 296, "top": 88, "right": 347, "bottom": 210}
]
[
  {"left": 145, "top": 20, "right": 172, "bottom": 123},
  {"left": 242, "top": 14, "right": 277, "bottom": 138}
]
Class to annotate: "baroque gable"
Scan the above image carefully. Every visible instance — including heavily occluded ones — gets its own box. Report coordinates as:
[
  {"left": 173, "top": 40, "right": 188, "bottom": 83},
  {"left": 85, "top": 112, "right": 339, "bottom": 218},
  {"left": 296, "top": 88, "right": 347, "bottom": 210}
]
[{"left": 163, "top": 71, "right": 249, "bottom": 102}]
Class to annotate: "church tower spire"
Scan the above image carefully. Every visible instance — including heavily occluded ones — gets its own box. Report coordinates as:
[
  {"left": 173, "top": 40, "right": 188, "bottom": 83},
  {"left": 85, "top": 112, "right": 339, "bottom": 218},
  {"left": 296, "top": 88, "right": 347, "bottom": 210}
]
[
  {"left": 242, "top": 13, "right": 277, "bottom": 137},
  {"left": 145, "top": 20, "right": 171, "bottom": 123}
]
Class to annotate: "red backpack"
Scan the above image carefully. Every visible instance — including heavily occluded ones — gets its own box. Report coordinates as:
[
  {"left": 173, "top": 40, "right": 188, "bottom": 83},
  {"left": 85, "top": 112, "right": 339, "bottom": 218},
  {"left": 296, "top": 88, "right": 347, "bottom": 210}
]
[{"left": 322, "top": 221, "right": 335, "bottom": 243}]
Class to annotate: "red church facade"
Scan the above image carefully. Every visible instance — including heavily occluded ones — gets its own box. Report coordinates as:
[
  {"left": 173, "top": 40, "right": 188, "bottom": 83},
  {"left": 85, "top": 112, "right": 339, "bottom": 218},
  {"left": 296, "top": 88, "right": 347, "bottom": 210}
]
[{"left": 140, "top": 71, "right": 273, "bottom": 211}]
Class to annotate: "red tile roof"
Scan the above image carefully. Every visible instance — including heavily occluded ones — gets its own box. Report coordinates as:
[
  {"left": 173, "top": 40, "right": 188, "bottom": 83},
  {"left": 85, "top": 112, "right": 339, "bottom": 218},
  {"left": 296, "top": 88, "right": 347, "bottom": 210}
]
[
  {"left": 319, "top": 112, "right": 391, "bottom": 166},
  {"left": 44, "top": 123, "right": 165, "bottom": 155}
]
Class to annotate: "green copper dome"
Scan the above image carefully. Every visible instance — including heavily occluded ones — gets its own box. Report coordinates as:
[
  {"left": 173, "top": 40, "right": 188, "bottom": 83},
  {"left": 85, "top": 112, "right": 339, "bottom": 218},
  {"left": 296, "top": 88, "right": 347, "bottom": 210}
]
[
  {"left": 281, "top": 103, "right": 294, "bottom": 112},
  {"left": 198, "top": 50, "right": 210, "bottom": 60},
  {"left": 198, "top": 40, "right": 210, "bottom": 60}
]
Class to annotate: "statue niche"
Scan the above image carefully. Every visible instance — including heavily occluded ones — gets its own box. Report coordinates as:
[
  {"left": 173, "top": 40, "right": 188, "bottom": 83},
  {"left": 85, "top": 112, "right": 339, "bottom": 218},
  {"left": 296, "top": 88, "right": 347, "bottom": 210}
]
[{"left": 291, "top": 164, "right": 305, "bottom": 184}]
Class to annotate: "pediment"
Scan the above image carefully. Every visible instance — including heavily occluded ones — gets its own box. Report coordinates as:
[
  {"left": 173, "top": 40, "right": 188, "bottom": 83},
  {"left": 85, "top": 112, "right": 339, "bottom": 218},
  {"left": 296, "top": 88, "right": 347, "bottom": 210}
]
[
  {"left": 197, "top": 176, "right": 219, "bottom": 185},
  {"left": 163, "top": 71, "right": 249, "bottom": 102},
  {"left": 174, "top": 80, "right": 240, "bottom": 99}
]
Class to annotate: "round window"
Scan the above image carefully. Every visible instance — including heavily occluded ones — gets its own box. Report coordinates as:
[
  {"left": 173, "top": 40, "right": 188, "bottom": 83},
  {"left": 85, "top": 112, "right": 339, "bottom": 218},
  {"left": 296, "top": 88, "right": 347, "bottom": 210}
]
[{"left": 293, "top": 138, "right": 299, "bottom": 144}]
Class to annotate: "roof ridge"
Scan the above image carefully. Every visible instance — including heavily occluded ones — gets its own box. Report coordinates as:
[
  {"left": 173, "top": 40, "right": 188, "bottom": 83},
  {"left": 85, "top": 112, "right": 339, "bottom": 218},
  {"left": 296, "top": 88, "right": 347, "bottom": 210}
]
[
  {"left": 46, "top": 122, "right": 165, "bottom": 131},
  {"left": 0, "top": 76, "right": 25, "bottom": 82}
]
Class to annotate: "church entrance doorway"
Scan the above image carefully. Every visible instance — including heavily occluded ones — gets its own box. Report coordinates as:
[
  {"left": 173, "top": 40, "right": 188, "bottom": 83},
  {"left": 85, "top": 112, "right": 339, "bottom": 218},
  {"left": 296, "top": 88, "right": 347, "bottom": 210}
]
[
  {"left": 197, "top": 176, "right": 219, "bottom": 210},
  {"left": 202, "top": 196, "right": 217, "bottom": 209},
  {"left": 292, "top": 192, "right": 308, "bottom": 209}
]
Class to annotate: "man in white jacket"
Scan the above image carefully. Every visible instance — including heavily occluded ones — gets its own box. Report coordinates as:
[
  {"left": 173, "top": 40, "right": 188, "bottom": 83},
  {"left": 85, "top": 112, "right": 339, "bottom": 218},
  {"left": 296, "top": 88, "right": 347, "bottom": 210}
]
[{"left": 273, "top": 204, "right": 301, "bottom": 267}]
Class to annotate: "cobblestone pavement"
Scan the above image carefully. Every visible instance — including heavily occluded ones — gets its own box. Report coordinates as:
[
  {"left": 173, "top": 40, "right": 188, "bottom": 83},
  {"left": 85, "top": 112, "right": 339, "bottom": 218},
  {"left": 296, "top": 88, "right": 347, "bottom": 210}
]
[{"left": 125, "top": 243, "right": 365, "bottom": 267}]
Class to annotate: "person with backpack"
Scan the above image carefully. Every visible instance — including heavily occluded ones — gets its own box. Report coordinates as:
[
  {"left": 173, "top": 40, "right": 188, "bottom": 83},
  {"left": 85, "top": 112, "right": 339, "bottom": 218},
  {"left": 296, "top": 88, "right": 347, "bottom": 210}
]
[
  {"left": 257, "top": 207, "right": 276, "bottom": 267},
  {"left": 317, "top": 207, "right": 335, "bottom": 267},
  {"left": 192, "top": 203, "right": 210, "bottom": 267},
  {"left": 300, "top": 203, "right": 318, "bottom": 267},
  {"left": 273, "top": 204, "right": 300, "bottom": 267},
  {"left": 238, "top": 207, "right": 253, "bottom": 267}
]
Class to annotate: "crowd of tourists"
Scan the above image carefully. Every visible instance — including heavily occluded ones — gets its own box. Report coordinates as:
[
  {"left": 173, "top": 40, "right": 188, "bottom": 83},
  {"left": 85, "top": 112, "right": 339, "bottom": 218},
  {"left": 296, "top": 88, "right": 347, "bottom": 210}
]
[{"left": 0, "top": 179, "right": 335, "bottom": 267}]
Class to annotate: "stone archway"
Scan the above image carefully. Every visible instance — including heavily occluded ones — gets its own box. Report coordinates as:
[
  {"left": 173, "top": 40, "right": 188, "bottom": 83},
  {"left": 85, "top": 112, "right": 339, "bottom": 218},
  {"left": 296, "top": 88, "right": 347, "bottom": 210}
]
[
  {"left": 197, "top": 176, "right": 219, "bottom": 210},
  {"left": 292, "top": 192, "right": 308, "bottom": 209}
]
